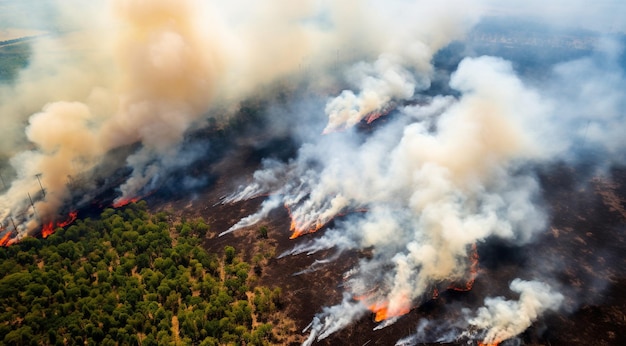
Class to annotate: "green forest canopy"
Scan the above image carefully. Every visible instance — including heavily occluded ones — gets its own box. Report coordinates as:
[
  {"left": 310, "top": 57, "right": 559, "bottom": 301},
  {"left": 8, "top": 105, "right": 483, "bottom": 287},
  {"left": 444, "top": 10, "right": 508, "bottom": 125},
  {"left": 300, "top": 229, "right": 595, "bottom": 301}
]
[{"left": 0, "top": 201, "right": 288, "bottom": 345}]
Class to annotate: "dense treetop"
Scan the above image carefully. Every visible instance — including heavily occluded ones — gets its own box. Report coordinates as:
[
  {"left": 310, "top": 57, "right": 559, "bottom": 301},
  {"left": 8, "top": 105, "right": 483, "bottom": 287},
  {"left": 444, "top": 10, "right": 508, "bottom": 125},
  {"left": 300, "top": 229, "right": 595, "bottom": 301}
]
[{"left": 0, "top": 201, "right": 289, "bottom": 345}]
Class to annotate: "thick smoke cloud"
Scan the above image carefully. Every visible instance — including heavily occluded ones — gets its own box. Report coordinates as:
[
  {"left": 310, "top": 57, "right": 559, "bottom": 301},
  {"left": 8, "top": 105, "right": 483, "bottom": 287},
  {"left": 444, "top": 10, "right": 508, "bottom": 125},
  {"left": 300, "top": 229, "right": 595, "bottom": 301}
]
[
  {"left": 224, "top": 2, "right": 626, "bottom": 345},
  {"left": 228, "top": 56, "right": 554, "bottom": 343},
  {"left": 0, "top": 0, "right": 401, "bottom": 238},
  {"left": 1, "top": 0, "right": 625, "bottom": 344},
  {"left": 323, "top": 0, "right": 480, "bottom": 132},
  {"left": 467, "top": 279, "right": 564, "bottom": 344},
  {"left": 0, "top": 0, "right": 225, "bottom": 237}
]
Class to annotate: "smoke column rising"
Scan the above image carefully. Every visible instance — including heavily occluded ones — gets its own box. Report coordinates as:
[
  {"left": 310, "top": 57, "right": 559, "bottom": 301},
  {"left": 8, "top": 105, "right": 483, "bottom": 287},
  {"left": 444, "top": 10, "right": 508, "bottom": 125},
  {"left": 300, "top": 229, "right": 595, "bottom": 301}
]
[
  {"left": 229, "top": 56, "right": 555, "bottom": 343},
  {"left": 0, "top": 0, "right": 396, "bottom": 238},
  {"left": 224, "top": 2, "right": 626, "bottom": 345},
  {"left": 467, "top": 279, "right": 564, "bottom": 344},
  {"left": 1, "top": 0, "right": 625, "bottom": 344},
  {"left": 0, "top": 0, "right": 226, "bottom": 237}
]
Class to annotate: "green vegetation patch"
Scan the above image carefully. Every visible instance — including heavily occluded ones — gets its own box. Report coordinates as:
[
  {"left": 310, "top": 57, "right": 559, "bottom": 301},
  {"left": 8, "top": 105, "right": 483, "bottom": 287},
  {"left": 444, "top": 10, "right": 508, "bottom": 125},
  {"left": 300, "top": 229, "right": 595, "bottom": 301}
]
[{"left": 0, "top": 201, "right": 286, "bottom": 345}]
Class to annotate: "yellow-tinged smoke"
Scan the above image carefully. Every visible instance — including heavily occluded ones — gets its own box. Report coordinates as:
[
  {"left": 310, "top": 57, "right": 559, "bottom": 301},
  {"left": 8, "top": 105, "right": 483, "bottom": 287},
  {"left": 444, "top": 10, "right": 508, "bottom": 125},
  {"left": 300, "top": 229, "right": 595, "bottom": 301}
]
[
  {"left": 0, "top": 0, "right": 418, "bottom": 238},
  {"left": 1, "top": 0, "right": 224, "bottom": 236}
]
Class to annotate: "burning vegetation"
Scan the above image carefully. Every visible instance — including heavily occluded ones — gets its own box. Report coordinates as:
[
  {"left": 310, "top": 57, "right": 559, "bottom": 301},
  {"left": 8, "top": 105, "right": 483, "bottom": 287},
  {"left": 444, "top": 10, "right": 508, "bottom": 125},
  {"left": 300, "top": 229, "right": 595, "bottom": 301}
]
[
  {"left": 41, "top": 211, "right": 77, "bottom": 238},
  {"left": 1, "top": 0, "right": 626, "bottom": 345}
]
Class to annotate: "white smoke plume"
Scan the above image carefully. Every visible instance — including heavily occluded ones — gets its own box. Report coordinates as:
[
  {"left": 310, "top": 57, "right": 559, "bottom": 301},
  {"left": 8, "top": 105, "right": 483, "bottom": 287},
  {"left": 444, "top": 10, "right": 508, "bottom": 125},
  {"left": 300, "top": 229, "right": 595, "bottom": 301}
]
[
  {"left": 227, "top": 55, "right": 554, "bottom": 342},
  {"left": 467, "top": 279, "right": 564, "bottom": 344},
  {"left": 395, "top": 318, "right": 466, "bottom": 345},
  {"left": 323, "top": 0, "right": 481, "bottom": 133},
  {"left": 219, "top": 195, "right": 283, "bottom": 237},
  {"left": 394, "top": 279, "right": 563, "bottom": 345},
  {"left": 225, "top": 3, "right": 626, "bottom": 343},
  {"left": 302, "top": 293, "right": 368, "bottom": 346}
]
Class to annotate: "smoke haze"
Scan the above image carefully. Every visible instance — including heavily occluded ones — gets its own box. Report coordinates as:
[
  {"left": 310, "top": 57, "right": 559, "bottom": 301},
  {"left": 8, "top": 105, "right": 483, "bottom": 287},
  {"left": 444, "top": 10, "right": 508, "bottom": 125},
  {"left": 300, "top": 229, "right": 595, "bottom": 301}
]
[{"left": 1, "top": 0, "right": 626, "bottom": 344}]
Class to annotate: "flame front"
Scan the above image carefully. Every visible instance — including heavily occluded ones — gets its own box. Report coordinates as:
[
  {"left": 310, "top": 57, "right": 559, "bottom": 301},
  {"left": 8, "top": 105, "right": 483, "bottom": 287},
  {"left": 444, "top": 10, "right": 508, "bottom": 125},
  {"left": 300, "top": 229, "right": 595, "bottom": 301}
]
[
  {"left": 289, "top": 219, "right": 324, "bottom": 239},
  {"left": 354, "top": 293, "right": 412, "bottom": 322},
  {"left": 0, "top": 230, "right": 13, "bottom": 247},
  {"left": 41, "top": 222, "right": 55, "bottom": 238},
  {"left": 478, "top": 341, "right": 500, "bottom": 346},
  {"left": 112, "top": 197, "right": 140, "bottom": 208},
  {"left": 42, "top": 211, "right": 78, "bottom": 238},
  {"left": 351, "top": 244, "right": 479, "bottom": 324},
  {"left": 285, "top": 203, "right": 328, "bottom": 239},
  {"left": 368, "top": 300, "right": 411, "bottom": 322},
  {"left": 364, "top": 104, "right": 395, "bottom": 125},
  {"left": 449, "top": 243, "right": 479, "bottom": 292}
]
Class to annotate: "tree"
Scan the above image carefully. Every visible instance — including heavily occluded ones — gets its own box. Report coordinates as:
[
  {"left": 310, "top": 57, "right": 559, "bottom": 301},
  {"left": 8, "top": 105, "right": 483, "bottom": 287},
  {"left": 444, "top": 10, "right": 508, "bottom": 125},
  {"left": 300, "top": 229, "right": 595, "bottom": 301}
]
[
  {"left": 0, "top": 203, "right": 286, "bottom": 345},
  {"left": 224, "top": 246, "right": 236, "bottom": 264}
]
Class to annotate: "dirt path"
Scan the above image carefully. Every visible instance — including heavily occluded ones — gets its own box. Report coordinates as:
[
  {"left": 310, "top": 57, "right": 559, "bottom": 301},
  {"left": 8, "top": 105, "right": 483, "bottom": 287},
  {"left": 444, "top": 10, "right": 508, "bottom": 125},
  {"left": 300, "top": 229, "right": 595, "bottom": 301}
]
[
  {"left": 246, "top": 291, "right": 259, "bottom": 327},
  {"left": 171, "top": 315, "right": 180, "bottom": 345}
]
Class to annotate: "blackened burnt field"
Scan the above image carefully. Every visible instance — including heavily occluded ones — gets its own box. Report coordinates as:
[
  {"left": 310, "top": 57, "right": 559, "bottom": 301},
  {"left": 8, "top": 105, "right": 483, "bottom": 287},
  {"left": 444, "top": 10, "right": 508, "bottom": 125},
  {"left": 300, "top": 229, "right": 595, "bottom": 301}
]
[{"left": 150, "top": 130, "right": 626, "bottom": 346}]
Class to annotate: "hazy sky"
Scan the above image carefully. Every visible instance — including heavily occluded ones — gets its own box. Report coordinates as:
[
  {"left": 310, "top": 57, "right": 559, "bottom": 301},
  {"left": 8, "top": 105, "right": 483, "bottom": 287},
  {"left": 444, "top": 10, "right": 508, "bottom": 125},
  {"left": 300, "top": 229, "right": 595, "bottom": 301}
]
[
  {"left": 483, "top": 0, "right": 626, "bottom": 33},
  {"left": 2, "top": 0, "right": 625, "bottom": 34}
]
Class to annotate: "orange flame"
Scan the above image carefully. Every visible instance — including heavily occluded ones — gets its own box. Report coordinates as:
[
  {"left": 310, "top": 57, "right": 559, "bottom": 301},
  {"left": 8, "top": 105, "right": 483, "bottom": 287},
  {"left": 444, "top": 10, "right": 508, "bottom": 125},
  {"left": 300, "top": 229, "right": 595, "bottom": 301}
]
[
  {"left": 449, "top": 243, "right": 479, "bottom": 292},
  {"left": 286, "top": 205, "right": 368, "bottom": 239},
  {"left": 478, "top": 341, "right": 500, "bottom": 346},
  {"left": 58, "top": 211, "right": 78, "bottom": 228},
  {"left": 112, "top": 196, "right": 140, "bottom": 208},
  {"left": 365, "top": 111, "right": 385, "bottom": 124},
  {"left": 42, "top": 211, "right": 78, "bottom": 238},
  {"left": 367, "top": 300, "right": 411, "bottom": 322},
  {"left": 0, "top": 231, "right": 13, "bottom": 247},
  {"left": 289, "top": 219, "right": 324, "bottom": 239},
  {"left": 285, "top": 203, "right": 326, "bottom": 239},
  {"left": 354, "top": 294, "right": 412, "bottom": 322},
  {"left": 365, "top": 104, "right": 394, "bottom": 124},
  {"left": 41, "top": 222, "right": 55, "bottom": 238}
]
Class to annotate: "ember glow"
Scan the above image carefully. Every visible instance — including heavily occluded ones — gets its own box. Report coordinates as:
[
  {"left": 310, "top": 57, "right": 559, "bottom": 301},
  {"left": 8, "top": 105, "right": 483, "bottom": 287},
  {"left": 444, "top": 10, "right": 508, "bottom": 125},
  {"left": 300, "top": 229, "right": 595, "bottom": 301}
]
[
  {"left": 286, "top": 204, "right": 326, "bottom": 240},
  {"left": 0, "top": 230, "right": 12, "bottom": 247},
  {"left": 41, "top": 211, "right": 78, "bottom": 238},
  {"left": 112, "top": 197, "right": 141, "bottom": 209},
  {"left": 449, "top": 243, "right": 479, "bottom": 292},
  {"left": 366, "top": 298, "right": 411, "bottom": 323},
  {"left": 478, "top": 342, "right": 500, "bottom": 346}
]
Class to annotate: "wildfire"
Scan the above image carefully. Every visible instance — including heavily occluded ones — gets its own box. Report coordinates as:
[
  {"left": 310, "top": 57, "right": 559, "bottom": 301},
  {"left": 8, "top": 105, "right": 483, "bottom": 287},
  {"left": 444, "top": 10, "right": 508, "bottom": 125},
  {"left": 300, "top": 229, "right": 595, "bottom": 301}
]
[
  {"left": 0, "top": 231, "right": 13, "bottom": 247},
  {"left": 285, "top": 203, "right": 327, "bottom": 239},
  {"left": 368, "top": 300, "right": 411, "bottom": 322},
  {"left": 364, "top": 104, "right": 394, "bottom": 124},
  {"left": 353, "top": 293, "right": 412, "bottom": 322},
  {"left": 350, "top": 244, "right": 479, "bottom": 323},
  {"left": 449, "top": 243, "right": 479, "bottom": 292},
  {"left": 289, "top": 219, "right": 324, "bottom": 239},
  {"left": 42, "top": 211, "right": 78, "bottom": 238},
  {"left": 478, "top": 341, "right": 500, "bottom": 346},
  {"left": 112, "top": 196, "right": 140, "bottom": 208},
  {"left": 286, "top": 205, "right": 368, "bottom": 239}
]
